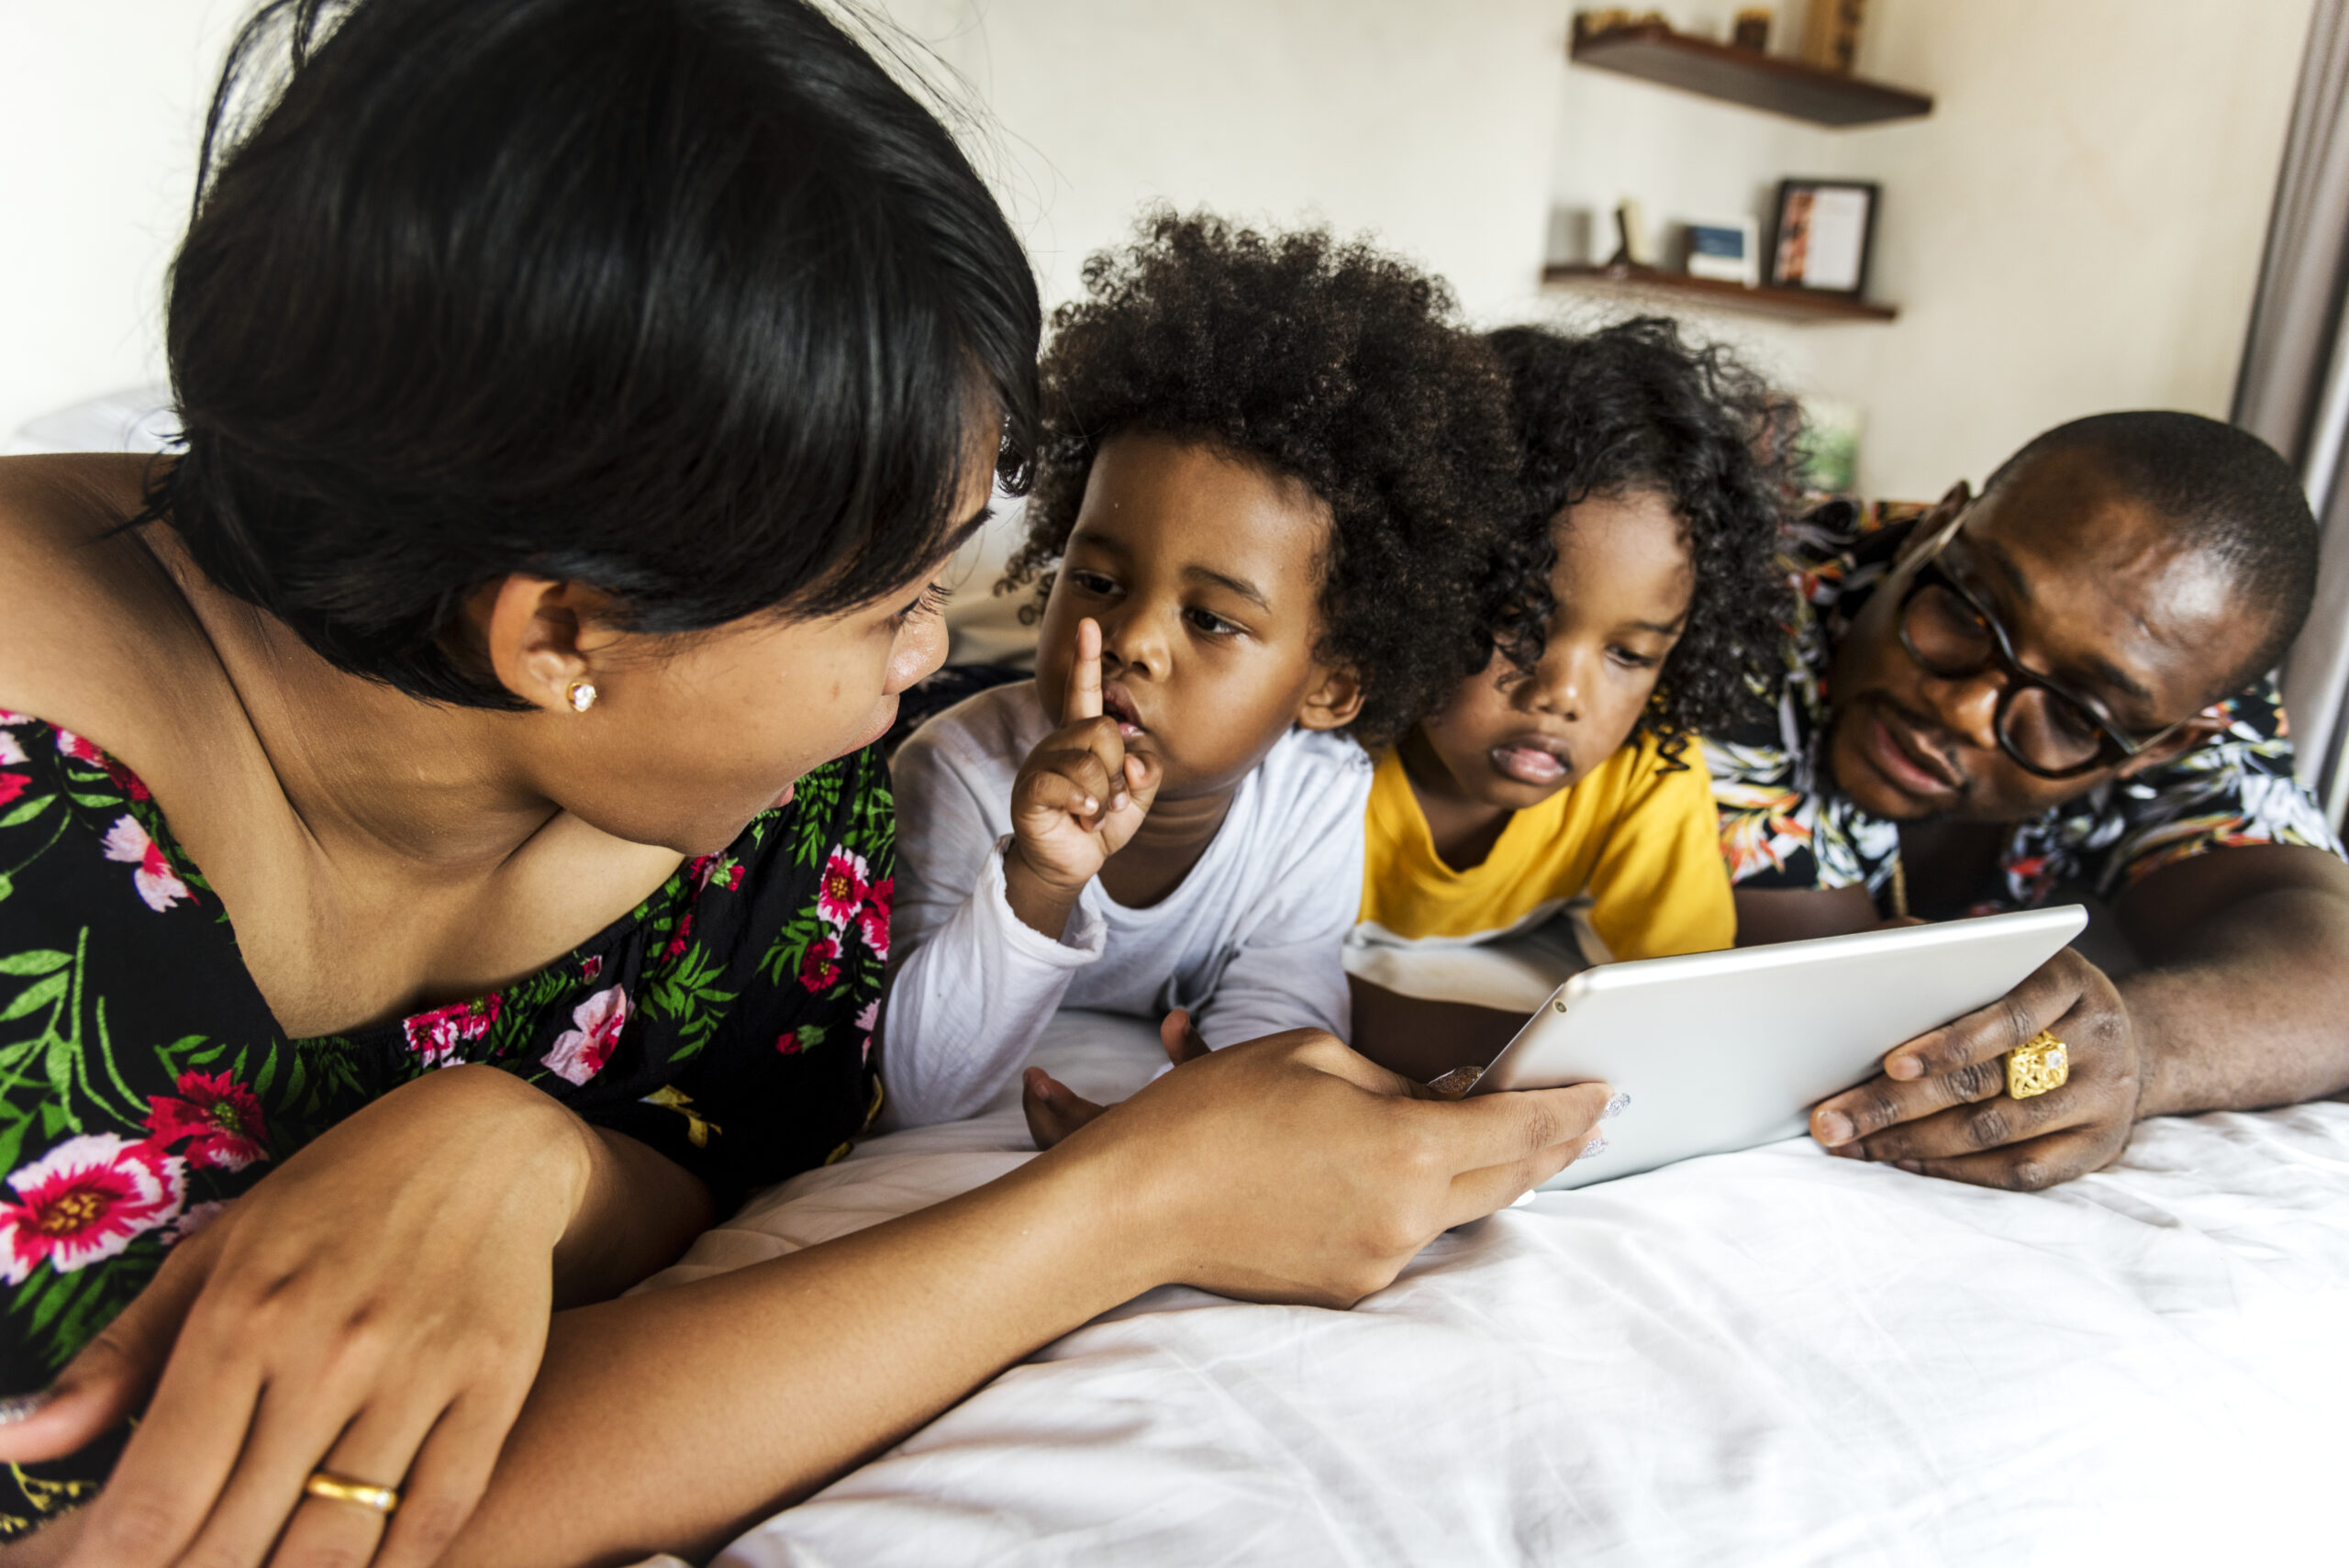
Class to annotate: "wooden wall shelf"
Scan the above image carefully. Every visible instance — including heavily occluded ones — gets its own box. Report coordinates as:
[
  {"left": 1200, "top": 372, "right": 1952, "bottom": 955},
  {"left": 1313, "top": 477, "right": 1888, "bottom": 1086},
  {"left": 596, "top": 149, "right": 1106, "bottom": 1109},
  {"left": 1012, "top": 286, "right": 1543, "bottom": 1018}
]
[
  {"left": 1542, "top": 263, "right": 1898, "bottom": 324},
  {"left": 1569, "top": 24, "right": 1932, "bottom": 128}
]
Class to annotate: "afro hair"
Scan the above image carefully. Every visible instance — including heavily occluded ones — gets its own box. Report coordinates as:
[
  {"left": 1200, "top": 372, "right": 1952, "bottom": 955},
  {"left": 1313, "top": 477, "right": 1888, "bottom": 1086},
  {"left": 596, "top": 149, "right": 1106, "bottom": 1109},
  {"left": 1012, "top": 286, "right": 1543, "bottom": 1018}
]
[
  {"left": 1001, "top": 211, "right": 1527, "bottom": 747},
  {"left": 1484, "top": 317, "right": 1796, "bottom": 765}
]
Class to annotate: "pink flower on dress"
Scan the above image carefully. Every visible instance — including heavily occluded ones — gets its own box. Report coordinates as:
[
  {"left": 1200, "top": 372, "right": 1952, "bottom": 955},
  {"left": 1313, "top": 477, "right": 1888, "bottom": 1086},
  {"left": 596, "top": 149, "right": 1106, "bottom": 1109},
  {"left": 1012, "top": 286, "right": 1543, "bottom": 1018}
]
[
  {"left": 51, "top": 728, "right": 104, "bottom": 765},
  {"left": 165, "top": 1200, "right": 228, "bottom": 1247},
  {"left": 661, "top": 912, "right": 695, "bottom": 965},
  {"left": 775, "top": 1030, "right": 803, "bottom": 1056},
  {"left": 0, "top": 729, "right": 24, "bottom": 766},
  {"left": 0, "top": 773, "right": 27, "bottom": 809},
  {"left": 0, "top": 1135, "right": 185, "bottom": 1284},
  {"left": 685, "top": 853, "right": 718, "bottom": 890},
  {"left": 100, "top": 816, "right": 190, "bottom": 912},
  {"left": 855, "top": 998, "right": 879, "bottom": 1063},
  {"left": 816, "top": 848, "right": 871, "bottom": 929},
  {"left": 725, "top": 863, "right": 744, "bottom": 891},
  {"left": 143, "top": 1071, "right": 269, "bottom": 1172},
  {"left": 0, "top": 710, "right": 27, "bottom": 726},
  {"left": 864, "top": 875, "right": 893, "bottom": 922},
  {"left": 402, "top": 994, "right": 502, "bottom": 1068},
  {"left": 797, "top": 934, "right": 841, "bottom": 993},
  {"left": 855, "top": 906, "right": 889, "bottom": 963},
  {"left": 581, "top": 954, "right": 605, "bottom": 983},
  {"left": 542, "top": 984, "right": 628, "bottom": 1084}
]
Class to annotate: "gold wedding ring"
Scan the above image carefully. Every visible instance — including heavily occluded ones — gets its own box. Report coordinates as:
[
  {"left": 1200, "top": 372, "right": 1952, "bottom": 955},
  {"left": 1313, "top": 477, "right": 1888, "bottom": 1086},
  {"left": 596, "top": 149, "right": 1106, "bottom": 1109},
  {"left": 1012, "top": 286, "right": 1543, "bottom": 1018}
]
[
  {"left": 2006, "top": 1030, "right": 2070, "bottom": 1099},
  {"left": 304, "top": 1469, "right": 401, "bottom": 1516}
]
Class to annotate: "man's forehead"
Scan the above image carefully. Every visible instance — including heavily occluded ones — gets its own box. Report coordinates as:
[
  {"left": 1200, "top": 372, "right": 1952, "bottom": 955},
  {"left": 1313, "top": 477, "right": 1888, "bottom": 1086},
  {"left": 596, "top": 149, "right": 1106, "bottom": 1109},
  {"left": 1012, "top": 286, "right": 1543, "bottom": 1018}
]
[{"left": 1963, "top": 461, "right": 2254, "bottom": 717}]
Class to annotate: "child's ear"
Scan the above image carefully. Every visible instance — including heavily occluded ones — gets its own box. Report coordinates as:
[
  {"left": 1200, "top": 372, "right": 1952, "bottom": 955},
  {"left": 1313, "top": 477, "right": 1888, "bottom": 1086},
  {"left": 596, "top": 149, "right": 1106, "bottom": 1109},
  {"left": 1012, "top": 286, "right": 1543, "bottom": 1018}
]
[{"left": 1295, "top": 665, "right": 1364, "bottom": 732}]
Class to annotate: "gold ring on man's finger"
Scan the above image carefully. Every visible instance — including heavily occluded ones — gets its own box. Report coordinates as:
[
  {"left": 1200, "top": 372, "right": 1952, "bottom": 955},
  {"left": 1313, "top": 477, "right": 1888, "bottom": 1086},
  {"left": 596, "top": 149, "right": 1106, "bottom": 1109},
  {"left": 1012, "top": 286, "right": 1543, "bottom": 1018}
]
[
  {"left": 2005, "top": 1030, "right": 2069, "bottom": 1099},
  {"left": 304, "top": 1469, "right": 401, "bottom": 1515}
]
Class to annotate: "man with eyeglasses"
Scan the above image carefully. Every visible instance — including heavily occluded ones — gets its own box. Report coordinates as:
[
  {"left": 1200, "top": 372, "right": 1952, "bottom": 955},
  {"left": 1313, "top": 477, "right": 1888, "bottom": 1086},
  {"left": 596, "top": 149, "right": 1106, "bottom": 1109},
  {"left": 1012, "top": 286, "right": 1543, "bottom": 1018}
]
[{"left": 1712, "top": 410, "right": 2349, "bottom": 1191}]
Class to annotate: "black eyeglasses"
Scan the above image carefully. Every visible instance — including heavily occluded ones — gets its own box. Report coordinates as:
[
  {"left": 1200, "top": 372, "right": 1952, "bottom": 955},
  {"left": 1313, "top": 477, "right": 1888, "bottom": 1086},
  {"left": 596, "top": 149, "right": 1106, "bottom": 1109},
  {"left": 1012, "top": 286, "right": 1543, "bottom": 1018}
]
[{"left": 1894, "top": 513, "right": 2195, "bottom": 780}]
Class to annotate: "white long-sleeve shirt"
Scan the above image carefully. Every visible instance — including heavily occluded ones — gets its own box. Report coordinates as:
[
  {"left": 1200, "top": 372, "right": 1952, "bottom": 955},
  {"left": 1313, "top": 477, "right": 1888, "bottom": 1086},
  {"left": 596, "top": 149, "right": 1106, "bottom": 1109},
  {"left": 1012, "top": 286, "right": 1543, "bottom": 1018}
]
[{"left": 884, "top": 679, "right": 1372, "bottom": 1127}]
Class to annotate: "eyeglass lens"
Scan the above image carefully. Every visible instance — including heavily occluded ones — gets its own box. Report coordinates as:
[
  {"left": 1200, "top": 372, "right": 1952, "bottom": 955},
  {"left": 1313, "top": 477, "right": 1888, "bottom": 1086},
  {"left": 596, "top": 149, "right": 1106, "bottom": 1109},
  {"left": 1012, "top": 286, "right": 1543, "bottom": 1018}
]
[{"left": 1899, "top": 584, "right": 2106, "bottom": 772}]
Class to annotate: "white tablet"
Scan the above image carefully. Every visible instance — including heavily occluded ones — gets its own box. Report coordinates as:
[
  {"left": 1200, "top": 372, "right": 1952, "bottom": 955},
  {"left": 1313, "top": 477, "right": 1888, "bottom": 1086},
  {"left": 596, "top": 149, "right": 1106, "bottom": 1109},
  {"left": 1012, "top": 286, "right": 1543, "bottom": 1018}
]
[{"left": 1470, "top": 905, "right": 2088, "bottom": 1189}]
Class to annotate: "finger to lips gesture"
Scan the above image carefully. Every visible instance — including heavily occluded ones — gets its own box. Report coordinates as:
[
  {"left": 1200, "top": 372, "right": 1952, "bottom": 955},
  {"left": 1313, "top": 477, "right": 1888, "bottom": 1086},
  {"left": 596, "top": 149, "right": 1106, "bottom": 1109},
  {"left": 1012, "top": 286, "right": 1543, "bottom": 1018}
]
[
  {"left": 1007, "top": 617, "right": 1163, "bottom": 929},
  {"left": 1809, "top": 947, "right": 2145, "bottom": 1190}
]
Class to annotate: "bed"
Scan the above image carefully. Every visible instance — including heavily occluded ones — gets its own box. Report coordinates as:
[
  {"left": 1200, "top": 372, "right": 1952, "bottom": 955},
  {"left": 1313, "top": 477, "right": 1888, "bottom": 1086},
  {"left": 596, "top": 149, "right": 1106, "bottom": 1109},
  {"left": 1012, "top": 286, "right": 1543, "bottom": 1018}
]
[{"left": 639, "top": 1008, "right": 2349, "bottom": 1568}]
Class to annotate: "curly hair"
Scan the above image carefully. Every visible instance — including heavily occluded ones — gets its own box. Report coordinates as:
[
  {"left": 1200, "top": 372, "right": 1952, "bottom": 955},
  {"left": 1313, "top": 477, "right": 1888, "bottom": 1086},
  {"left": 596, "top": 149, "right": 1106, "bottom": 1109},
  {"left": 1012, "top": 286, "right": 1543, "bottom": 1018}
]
[
  {"left": 1001, "top": 211, "right": 1525, "bottom": 747},
  {"left": 1484, "top": 318, "right": 1796, "bottom": 764}
]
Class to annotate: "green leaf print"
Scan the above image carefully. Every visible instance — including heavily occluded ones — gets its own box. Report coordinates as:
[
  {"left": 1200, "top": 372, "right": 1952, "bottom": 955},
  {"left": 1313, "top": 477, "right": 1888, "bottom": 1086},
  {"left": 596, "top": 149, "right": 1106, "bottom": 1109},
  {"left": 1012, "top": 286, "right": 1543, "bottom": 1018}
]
[
  {"left": 0, "top": 797, "right": 53, "bottom": 832},
  {"left": 0, "top": 974, "right": 65, "bottom": 1023},
  {"left": 0, "top": 951, "right": 69, "bottom": 977}
]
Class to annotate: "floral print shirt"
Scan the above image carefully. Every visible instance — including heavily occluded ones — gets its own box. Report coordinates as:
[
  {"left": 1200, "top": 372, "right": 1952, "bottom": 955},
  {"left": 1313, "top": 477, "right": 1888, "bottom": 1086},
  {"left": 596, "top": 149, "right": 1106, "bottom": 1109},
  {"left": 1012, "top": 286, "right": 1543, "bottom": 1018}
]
[
  {"left": 0, "top": 713, "right": 890, "bottom": 1539},
  {"left": 1708, "top": 501, "right": 2345, "bottom": 913}
]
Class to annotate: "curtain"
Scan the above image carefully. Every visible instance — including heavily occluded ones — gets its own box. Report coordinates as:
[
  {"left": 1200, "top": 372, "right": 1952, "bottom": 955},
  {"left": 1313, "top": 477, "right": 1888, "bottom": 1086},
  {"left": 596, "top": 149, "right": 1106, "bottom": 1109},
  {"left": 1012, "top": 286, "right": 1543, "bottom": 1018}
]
[{"left": 2236, "top": 0, "right": 2349, "bottom": 827}]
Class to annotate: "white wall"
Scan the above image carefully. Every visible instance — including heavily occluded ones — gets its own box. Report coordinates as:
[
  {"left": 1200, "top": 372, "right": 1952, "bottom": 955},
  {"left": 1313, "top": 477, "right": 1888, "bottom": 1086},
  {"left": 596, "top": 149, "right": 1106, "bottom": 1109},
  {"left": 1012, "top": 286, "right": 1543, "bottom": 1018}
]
[
  {"left": 0, "top": 1, "right": 250, "bottom": 438},
  {"left": 1545, "top": 0, "right": 2316, "bottom": 498},
  {"left": 0, "top": 0, "right": 2316, "bottom": 509},
  {"left": 880, "top": 0, "right": 1567, "bottom": 324}
]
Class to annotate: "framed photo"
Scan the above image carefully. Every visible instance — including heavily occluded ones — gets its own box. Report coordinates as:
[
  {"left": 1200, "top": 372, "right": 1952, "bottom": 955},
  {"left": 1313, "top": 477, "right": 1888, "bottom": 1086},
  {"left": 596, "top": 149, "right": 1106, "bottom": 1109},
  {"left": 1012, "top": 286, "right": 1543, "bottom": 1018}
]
[
  {"left": 1683, "top": 217, "right": 1760, "bottom": 287},
  {"left": 1768, "top": 179, "right": 1877, "bottom": 297}
]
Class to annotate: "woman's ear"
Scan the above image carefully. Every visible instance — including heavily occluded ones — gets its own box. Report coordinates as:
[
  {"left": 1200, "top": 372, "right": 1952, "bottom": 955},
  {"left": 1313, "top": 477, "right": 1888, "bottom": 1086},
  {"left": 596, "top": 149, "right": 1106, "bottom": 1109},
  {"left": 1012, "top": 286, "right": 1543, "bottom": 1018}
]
[
  {"left": 1295, "top": 665, "right": 1364, "bottom": 732},
  {"left": 472, "top": 575, "right": 603, "bottom": 711}
]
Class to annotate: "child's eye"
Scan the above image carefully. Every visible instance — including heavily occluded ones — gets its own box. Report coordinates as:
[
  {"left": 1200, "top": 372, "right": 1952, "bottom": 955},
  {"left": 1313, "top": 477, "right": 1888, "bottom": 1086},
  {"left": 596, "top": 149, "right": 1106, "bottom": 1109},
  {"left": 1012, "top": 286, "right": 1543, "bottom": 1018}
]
[
  {"left": 894, "top": 582, "right": 951, "bottom": 626},
  {"left": 1065, "top": 569, "right": 1119, "bottom": 597},
  {"left": 1608, "top": 646, "right": 1659, "bottom": 670},
  {"left": 1185, "top": 607, "right": 1241, "bottom": 638}
]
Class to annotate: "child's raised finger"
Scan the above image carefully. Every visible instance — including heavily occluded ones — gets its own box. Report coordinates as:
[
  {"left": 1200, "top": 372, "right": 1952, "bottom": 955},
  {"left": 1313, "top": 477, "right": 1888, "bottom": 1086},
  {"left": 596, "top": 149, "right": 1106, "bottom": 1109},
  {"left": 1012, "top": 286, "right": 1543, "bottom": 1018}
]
[{"left": 1063, "top": 617, "right": 1104, "bottom": 724}]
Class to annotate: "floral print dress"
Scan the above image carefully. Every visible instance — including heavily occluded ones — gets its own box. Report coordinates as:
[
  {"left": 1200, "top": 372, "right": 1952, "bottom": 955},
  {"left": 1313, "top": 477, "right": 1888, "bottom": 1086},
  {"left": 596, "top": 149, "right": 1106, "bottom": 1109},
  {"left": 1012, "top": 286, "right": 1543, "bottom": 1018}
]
[{"left": 0, "top": 711, "right": 892, "bottom": 1539}]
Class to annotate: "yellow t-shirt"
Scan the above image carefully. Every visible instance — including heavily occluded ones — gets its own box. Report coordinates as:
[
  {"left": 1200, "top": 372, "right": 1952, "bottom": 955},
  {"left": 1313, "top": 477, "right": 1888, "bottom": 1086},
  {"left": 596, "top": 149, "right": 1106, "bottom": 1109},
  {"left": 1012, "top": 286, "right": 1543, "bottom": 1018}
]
[{"left": 1358, "top": 733, "right": 1735, "bottom": 962}]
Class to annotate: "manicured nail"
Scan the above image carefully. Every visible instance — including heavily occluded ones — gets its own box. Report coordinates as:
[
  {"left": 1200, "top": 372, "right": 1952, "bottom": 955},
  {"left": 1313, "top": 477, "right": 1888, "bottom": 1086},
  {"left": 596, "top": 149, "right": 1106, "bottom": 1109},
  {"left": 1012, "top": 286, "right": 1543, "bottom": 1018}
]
[
  {"left": 0, "top": 1392, "right": 51, "bottom": 1425},
  {"left": 1580, "top": 1134, "right": 1608, "bottom": 1158},
  {"left": 1816, "top": 1111, "right": 1854, "bottom": 1145},
  {"left": 1081, "top": 796, "right": 1097, "bottom": 813},
  {"left": 1886, "top": 1055, "right": 1923, "bottom": 1080},
  {"left": 1602, "top": 1091, "right": 1631, "bottom": 1121}
]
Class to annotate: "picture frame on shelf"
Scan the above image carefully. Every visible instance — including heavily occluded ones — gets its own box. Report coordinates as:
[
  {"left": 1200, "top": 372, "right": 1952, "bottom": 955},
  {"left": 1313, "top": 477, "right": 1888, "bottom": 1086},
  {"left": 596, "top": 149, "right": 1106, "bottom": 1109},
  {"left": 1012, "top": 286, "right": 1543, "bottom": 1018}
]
[
  {"left": 1768, "top": 179, "right": 1877, "bottom": 297},
  {"left": 1682, "top": 217, "right": 1760, "bottom": 287}
]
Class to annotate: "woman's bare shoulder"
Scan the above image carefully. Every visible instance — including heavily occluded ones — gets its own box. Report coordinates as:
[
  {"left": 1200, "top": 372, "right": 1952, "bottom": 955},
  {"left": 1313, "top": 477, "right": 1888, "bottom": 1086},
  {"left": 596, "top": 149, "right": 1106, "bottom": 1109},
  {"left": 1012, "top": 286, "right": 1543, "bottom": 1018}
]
[{"left": 0, "top": 453, "right": 221, "bottom": 749}]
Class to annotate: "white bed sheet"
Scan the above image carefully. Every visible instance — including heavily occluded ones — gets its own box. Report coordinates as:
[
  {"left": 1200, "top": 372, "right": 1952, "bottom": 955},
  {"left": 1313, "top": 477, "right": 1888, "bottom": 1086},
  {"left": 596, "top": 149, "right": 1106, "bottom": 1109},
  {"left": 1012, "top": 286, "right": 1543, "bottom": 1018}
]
[{"left": 644, "top": 1011, "right": 2349, "bottom": 1568}]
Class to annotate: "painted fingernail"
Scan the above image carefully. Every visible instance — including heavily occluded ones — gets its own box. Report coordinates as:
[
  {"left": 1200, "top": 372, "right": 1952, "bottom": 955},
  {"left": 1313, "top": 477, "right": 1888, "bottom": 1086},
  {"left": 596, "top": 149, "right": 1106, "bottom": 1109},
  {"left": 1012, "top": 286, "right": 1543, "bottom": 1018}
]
[
  {"left": 1580, "top": 1134, "right": 1608, "bottom": 1159},
  {"left": 1816, "top": 1111, "right": 1854, "bottom": 1144},
  {"left": 0, "top": 1391, "right": 51, "bottom": 1425},
  {"left": 1602, "top": 1091, "right": 1631, "bottom": 1121},
  {"left": 1081, "top": 796, "right": 1097, "bottom": 813}
]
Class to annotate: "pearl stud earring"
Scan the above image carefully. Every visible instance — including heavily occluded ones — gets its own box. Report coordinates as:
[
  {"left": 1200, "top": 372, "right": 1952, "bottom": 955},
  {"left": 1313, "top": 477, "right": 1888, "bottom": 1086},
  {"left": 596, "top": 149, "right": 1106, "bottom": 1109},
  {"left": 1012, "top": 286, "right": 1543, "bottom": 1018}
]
[{"left": 566, "top": 680, "right": 597, "bottom": 713}]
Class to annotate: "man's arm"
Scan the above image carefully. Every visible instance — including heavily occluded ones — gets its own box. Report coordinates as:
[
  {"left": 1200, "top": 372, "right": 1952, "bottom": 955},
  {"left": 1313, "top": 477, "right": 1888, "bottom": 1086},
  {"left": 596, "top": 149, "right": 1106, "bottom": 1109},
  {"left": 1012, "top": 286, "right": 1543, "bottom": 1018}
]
[
  {"left": 1810, "top": 842, "right": 2349, "bottom": 1188},
  {"left": 2113, "top": 843, "right": 2349, "bottom": 1114}
]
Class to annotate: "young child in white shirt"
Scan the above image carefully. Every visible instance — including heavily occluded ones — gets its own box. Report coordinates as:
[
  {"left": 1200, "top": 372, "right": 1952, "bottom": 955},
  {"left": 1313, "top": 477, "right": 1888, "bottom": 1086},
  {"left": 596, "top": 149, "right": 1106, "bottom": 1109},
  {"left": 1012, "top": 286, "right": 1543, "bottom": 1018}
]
[{"left": 883, "top": 212, "right": 1521, "bottom": 1130}]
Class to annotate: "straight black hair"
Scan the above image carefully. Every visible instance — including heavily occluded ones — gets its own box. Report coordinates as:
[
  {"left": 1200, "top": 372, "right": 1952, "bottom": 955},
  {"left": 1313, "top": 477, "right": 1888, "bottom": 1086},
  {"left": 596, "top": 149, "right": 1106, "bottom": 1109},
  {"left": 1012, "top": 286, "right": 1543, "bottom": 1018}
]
[{"left": 152, "top": 0, "right": 1041, "bottom": 707}]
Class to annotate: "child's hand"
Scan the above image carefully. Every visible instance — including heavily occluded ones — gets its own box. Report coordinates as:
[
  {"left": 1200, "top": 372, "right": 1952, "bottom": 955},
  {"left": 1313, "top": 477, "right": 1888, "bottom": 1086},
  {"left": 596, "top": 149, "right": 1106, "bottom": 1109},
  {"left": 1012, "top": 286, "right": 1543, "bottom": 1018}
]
[
  {"left": 1004, "top": 617, "right": 1163, "bottom": 938},
  {"left": 1023, "top": 1008, "right": 1213, "bottom": 1151}
]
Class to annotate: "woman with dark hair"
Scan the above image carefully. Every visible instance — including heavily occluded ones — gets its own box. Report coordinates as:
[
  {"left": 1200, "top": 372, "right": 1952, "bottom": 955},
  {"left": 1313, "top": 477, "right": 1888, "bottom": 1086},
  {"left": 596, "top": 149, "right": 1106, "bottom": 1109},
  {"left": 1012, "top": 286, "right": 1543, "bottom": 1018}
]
[{"left": 0, "top": 2, "right": 1611, "bottom": 1563}]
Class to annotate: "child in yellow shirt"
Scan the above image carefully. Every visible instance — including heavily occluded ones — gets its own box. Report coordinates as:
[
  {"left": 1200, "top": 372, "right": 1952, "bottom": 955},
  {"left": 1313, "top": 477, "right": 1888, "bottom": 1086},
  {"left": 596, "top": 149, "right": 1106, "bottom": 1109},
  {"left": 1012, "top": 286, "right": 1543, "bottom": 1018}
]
[{"left": 1352, "top": 319, "right": 1794, "bottom": 1075}]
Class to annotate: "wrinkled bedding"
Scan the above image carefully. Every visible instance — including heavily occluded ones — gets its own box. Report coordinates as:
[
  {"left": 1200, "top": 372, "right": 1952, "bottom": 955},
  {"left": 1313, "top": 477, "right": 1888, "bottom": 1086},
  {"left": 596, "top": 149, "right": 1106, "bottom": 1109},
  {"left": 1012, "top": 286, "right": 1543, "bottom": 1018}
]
[{"left": 642, "top": 1011, "right": 2349, "bottom": 1567}]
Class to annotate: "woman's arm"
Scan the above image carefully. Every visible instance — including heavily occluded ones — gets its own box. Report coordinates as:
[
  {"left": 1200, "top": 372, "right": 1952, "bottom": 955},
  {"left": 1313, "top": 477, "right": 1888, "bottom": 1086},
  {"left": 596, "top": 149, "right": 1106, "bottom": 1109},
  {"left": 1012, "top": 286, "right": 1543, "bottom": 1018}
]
[
  {"left": 445, "top": 1032, "right": 1615, "bottom": 1567},
  {"left": 0, "top": 1065, "right": 707, "bottom": 1568}
]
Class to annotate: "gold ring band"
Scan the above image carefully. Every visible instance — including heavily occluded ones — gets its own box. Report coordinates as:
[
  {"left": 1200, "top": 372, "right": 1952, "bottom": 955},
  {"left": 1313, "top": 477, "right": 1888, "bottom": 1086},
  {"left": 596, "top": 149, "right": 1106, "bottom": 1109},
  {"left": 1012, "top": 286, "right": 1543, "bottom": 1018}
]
[
  {"left": 2006, "top": 1030, "right": 2070, "bottom": 1099},
  {"left": 304, "top": 1469, "right": 401, "bottom": 1515}
]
